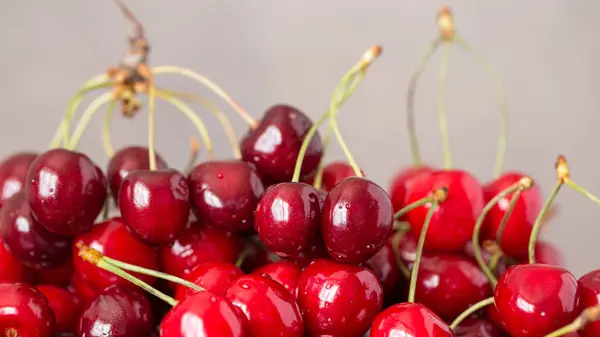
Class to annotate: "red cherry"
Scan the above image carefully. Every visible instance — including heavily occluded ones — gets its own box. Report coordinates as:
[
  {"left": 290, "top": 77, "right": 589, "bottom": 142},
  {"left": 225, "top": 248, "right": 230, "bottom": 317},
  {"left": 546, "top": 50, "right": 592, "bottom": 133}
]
[
  {"left": 365, "top": 239, "right": 402, "bottom": 296},
  {"left": 322, "top": 177, "right": 394, "bottom": 264},
  {"left": 240, "top": 104, "right": 323, "bottom": 184},
  {"left": 174, "top": 261, "right": 244, "bottom": 301},
  {"left": 0, "top": 152, "right": 37, "bottom": 209},
  {"left": 0, "top": 238, "right": 27, "bottom": 283},
  {"left": 482, "top": 172, "right": 542, "bottom": 258},
  {"left": 255, "top": 182, "right": 320, "bottom": 257},
  {"left": 0, "top": 283, "right": 55, "bottom": 337},
  {"left": 405, "top": 169, "right": 484, "bottom": 252},
  {"left": 226, "top": 274, "right": 304, "bottom": 337},
  {"left": 238, "top": 238, "right": 278, "bottom": 273},
  {"left": 454, "top": 318, "right": 502, "bottom": 337},
  {"left": 463, "top": 241, "right": 508, "bottom": 276},
  {"left": 517, "top": 241, "right": 564, "bottom": 266},
  {"left": 291, "top": 233, "right": 329, "bottom": 268},
  {"left": 494, "top": 264, "right": 580, "bottom": 337},
  {"left": 160, "top": 291, "right": 244, "bottom": 337},
  {"left": 394, "top": 230, "right": 418, "bottom": 266},
  {"left": 37, "top": 285, "right": 83, "bottom": 335},
  {"left": 25, "top": 148, "right": 107, "bottom": 236},
  {"left": 370, "top": 302, "right": 454, "bottom": 337},
  {"left": 319, "top": 161, "right": 363, "bottom": 192},
  {"left": 577, "top": 269, "right": 600, "bottom": 337},
  {"left": 253, "top": 260, "right": 302, "bottom": 296},
  {"left": 73, "top": 217, "right": 159, "bottom": 292},
  {"left": 297, "top": 259, "right": 383, "bottom": 336},
  {"left": 106, "top": 146, "right": 168, "bottom": 200},
  {"left": 68, "top": 272, "right": 99, "bottom": 307},
  {"left": 31, "top": 259, "right": 74, "bottom": 287},
  {"left": 119, "top": 169, "right": 189, "bottom": 244},
  {"left": 389, "top": 165, "right": 434, "bottom": 220}
]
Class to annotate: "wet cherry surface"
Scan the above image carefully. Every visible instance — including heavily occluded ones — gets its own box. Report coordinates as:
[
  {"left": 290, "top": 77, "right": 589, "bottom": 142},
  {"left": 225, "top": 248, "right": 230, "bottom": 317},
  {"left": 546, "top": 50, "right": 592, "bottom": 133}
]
[
  {"left": 0, "top": 283, "right": 55, "bottom": 337},
  {"left": 369, "top": 302, "right": 454, "bottom": 337}
]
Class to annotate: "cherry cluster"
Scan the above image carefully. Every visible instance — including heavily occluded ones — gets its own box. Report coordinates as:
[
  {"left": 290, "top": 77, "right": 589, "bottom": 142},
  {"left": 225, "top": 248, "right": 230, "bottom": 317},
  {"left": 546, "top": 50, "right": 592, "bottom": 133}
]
[{"left": 1, "top": 4, "right": 599, "bottom": 337}]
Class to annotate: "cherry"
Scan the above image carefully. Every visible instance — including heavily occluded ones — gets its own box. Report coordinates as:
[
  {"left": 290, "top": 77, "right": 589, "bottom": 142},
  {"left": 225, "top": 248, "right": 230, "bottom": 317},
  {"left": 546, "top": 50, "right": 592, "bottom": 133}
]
[
  {"left": 106, "top": 146, "right": 168, "bottom": 200},
  {"left": 454, "top": 318, "right": 501, "bottom": 337},
  {"left": 577, "top": 269, "right": 600, "bottom": 337},
  {"left": 365, "top": 239, "right": 402, "bottom": 296},
  {"left": 240, "top": 104, "right": 323, "bottom": 184},
  {"left": 297, "top": 259, "right": 383, "bottom": 336},
  {"left": 226, "top": 274, "right": 304, "bottom": 337},
  {"left": 321, "top": 176, "right": 394, "bottom": 264},
  {"left": 319, "top": 161, "right": 363, "bottom": 192},
  {"left": 291, "top": 233, "right": 329, "bottom": 268},
  {"left": 25, "top": 148, "right": 107, "bottom": 236},
  {"left": 494, "top": 264, "right": 580, "bottom": 337},
  {"left": 31, "top": 259, "right": 74, "bottom": 287},
  {"left": 481, "top": 172, "right": 542, "bottom": 258},
  {"left": 68, "top": 273, "right": 99, "bottom": 307},
  {"left": 252, "top": 260, "right": 302, "bottom": 296},
  {"left": 0, "top": 191, "right": 71, "bottom": 269},
  {"left": 389, "top": 165, "right": 434, "bottom": 220},
  {"left": 37, "top": 285, "right": 83, "bottom": 335},
  {"left": 464, "top": 241, "right": 508, "bottom": 276},
  {"left": 73, "top": 217, "right": 159, "bottom": 292},
  {"left": 0, "top": 238, "right": 27, "bottom": 283},
  {"left": 370, "top": 302, "right": 454, "bottom": 337},
  {"left": 188, "top": 160, "right": 264, "bottom": 232},
  {"left": 254, "top": 182, "right": 320, "bottom": 257},
  {"left": 238, "top": 238, "right": 278, "bottom": 273},
  {"left": 0, "top": 152, "right": 37, "bottom": 209},
  {"left": 160, "top": 291, "right": 244, "bottom": 337},
  {"left": 119, "top": 168, "right": 189, "bottom": 244},
  {"left": 517, "top": 241, "right": 563, "bottom": 266},
  {"left": 174, "top": 261, "right": 244, "bottom": 301},
  {"left": 77, "top": 284, "right": 153, "bottom": 337},
  {"left": 405, "top": 169, "right": 484, "bottom": 252},
  {"left": 0, "top": 283, "right": 55, "bottom": 337},
  {"left": 394, "top": 230, "right": 418, "bottom": 266}
]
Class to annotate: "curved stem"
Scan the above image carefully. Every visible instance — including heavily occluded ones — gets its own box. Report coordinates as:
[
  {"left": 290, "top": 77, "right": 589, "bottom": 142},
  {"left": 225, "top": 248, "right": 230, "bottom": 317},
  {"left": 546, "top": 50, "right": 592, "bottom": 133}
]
[
  {"left": 66, "top": 92, "right": 116, "bottom": 150},
  {"left": 235, "top": 249, "right": 249, "bottom": 268},
  {"left": 147, "top": 81, "right": 157, "bottom": 171},
  {"left": 495, "top": 188, "right": 522, "bottom": 245},
  {"left": 312, "top": 124, "right": 332, "bottom": 190},
  {"left": 102, "top": 99, "right": 117, "bottom": 158},
  {"left": 565, "top": 179, "right": 600, "bottom": 207},
  {"left": 391, "top": 228, "right": 411, "bottom": 279},
  {"left": 529, "top": 182, "right": 563, "bottom": 264},
  {"left": 450, "top": 297, "right": 495, "bottom": 330},
  {"left": 438, "top": 42, "right": 453, "bottom": 169},
  {"left": 394, "top": 196, "right": 434, "bottom": 220},
  {"left": 408, "top": 202, "right": 438, "bottom": 303},
  {"left": 328, "top": 83, "right": 363, "bottom": 177},
  {"left": 543, "top": 305, "right": 600, "bottom": 337},
  {"left": 184, "top": 138, "right": 201, "bottom": 174}
]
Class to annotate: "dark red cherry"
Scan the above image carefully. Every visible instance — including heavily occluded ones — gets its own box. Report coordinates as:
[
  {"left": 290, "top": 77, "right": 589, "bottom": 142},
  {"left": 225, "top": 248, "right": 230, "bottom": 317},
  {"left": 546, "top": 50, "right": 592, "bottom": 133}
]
[
  {"left": 322, "top": 177, "right": 393, "bottom": 264},
  {"left": 405, "top": 169, "right": 484, "bottom": 252},
  {"left": 37, "top": 285, "right": 83, "bottom": 335},
  {"left": 188, "top": 160, "right": 264, "bottom": 232},
  {"left": 73, "top": 217, "right": 159, "bottom": 292},
  {"left": 0, "top": 191, "right": 71, "bottom": 269},
  {"left": 365, "top": 239, "right": 402, "bottom": 297},
  {"left": 240, "top": 104, "right": 323, "bottom": 184},
  {"left": 77, "top": 284, "right": 153, "bottom": 337},
  {"left": 68, "top": 272, "right": 99, "bottom": 307},
  {"left": 0, "top": 283, "right": 55, "bottom": 337},
  {"left": 25, "top": 148, "right": 107, "bottom": 236},
  {"left": 389, "top": 165, "right": 434, "bottom": 221},
  {"left": 255, "top": 182, "right": 320, "bottom": 257},
  {"left": 464, "top": 241, "right": 508, "bottom": 276},
  {"left": 253, "top": 260, "right": 302, "bottom": 296},
  {"left": 291, "top": 233, "right": 329, "bottom": 268},
  {"left": 517, "top": 241, "right": 563, "bottom": 266},
  {"left": 494, "top": 264, "right": 579, "bottom": 337},
  {"left": 160, "top": 291, "right": 244, "bottom": 337},
  {"left": 0, "top": 152, "right": 37, "bottom": 209},
  {"left": 370, "top": 302, "right": 454, "bottom": 337},
  {"left": 319, "top": 161, "right": 363, "bottom": 192},
  {"left": 31, "top": 259, "right": 74, "bottom": 287},
  {"left": 482, "top": 172, "right": 542, "bottom": 258},
  {"left": 226, "top": 274, "right": 304, "bottom": 337},
  {"left": 577, "top": 269, "right": 600, "bottom": 337},
  {"left": 394, "top": 230, "right": 418, "bottom": 266},
  {"left": 175, "top": 261, "right": 244, "bottom": 301},
  {"left": 0, "top": 238, "right": 27, "bottom": 283},
  {"left": 297, "top": 259, "right": 383, "bottom": 337},
  {"left": 238, "top": 238, "right": 278, "bottom": 273},
  {"left": 454, "top": 318, "right": 501, "bottom": 337},
  {"left": 119, "top": 168, "right": 189, "bottom": 244}
]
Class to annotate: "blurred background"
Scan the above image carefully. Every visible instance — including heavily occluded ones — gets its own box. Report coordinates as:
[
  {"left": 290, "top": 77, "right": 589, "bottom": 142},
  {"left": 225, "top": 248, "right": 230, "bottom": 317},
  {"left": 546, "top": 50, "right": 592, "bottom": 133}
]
[{"left": 0, "top": 1, "right": 599, "bottom": 276}]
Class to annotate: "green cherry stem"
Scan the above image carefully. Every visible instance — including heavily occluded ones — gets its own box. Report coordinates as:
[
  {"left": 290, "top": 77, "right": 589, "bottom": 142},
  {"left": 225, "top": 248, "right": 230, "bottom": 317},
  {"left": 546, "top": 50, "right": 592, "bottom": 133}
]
[
  {"left": 394, "top": 196, "right": 435, "bottom": 220},
  {"left": 66, "top": 92, "right": 116, "bottom": 150},
  {"left": 528, "top": 181, "right": 562, "bottom": 264},
  {"left": 438, "top": 42, "right": 453, "bottom": 169},
  {"left": 235, "top": 248, "right": 249, "bottom": 268},
  {"left": 495, "top": 188, "right": 523, "bottom": 246},
  {"left": 102, "top": 99, "right": 117, "bottom": 158},
  {"left": 543, "top": 305, "right": 600, "bottom": 337},
  {"left": 312, "top": 125, "right": 332, "bottom": 190},
  {"left": 390, "top": 226, "right": 412, "bottom": 279},
  {"left": 565, "top": 179, "right": 600, "bottom": 208},
  {"left": 184, "top": 138, "right": 201, "bottom": 174},
  {"left": 450, "top": 297, "right": 495, "bottom": 330},
  {"left": 147, "top": 80, "right": 158, "bottom": 171}
]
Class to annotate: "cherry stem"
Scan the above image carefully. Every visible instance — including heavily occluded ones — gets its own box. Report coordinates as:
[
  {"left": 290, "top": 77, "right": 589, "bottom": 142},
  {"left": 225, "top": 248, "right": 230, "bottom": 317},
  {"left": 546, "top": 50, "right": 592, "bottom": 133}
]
[
  {"left": 565, "top": 179, "right": 600, "bottom": 208},
  {"left": 449, "top": 296, "right": 495, "bottom": 330},
  {"left": 235, "top": 248, "right": 249, "bottom": 268},
  {"left": 543, "top": 305, "right": 600, "bottom": 337},
  {"left": 102, "top": 198, "right": 110, "bottom": 220},
  {"left": 394, "top": 196, "right": 435, "bottom": 220},
  {"left": 147, "top": 81, "right": 158, "bottom": 171},
  {"left": 66, "top": 92, "right": 116, "bottom": 150},
  {"left": 495, "top": 188, "right": 523, "bottom": 246},
  {"left": 184, "top": 137, "right": 201, "bottom": 174},
  {"left": 151, "top": 65, "right": 257, "bottom": 128},
  {"left": 528, "top": 181, "right": 562, "bottom": 264},
  {"left": 390, "top": 226, "right": 412, "bottom": 279},
  {"left": 102, "top": 99, "right": 117, "bottom": 158},
  {"left": 406, "top": 38, "right": 442, "bottom": 167},
  {"left": 312, "top": 125, "right": 332, "bottom": 190},
  {"left": 408, "top": 200, "right": 440, "bottom": 303},
  {"left": 438, "top": 42, "right": 453, "bottom": 169},
  {"left": 488, "top": 252, "right": 502, "bottom": 272}
]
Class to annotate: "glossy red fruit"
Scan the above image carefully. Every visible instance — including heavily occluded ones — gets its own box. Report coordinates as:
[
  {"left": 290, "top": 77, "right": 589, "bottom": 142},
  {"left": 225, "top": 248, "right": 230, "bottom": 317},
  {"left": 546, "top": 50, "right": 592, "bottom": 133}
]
[
  {"left": 253, "top": 260, "right": 302, "bottom": 296},
  {"left": 255, "top": 182, "right": 320, "bottom": 257},
  {"left": 119, "top": 169, "right": 189, "bottom": 244},
  {"left": 291, "top": 233, "right": 329, "bottom": 268},
  {"left": 365, "top": 239, "right": 401, "bottom": 296},
  {"left": 37, "top": 285, "right": 83, "bottom": 335},
  {"left": 297, "top": 259, "right": 383, "bottom": 336},
  {"left": 68, "top": 272, "right": 99, "bottom": 307},
  {"left": 394, "top": 230, "right": 418, "bottom": 266},
  {"left": 482, "top": 172, "right": 542, "bottom": 258},
  {"left": 0, "top": 192, "right": 71, "bottom": 269},
  {"left": 0, "top": 238, "right": 26, "bottom": 283},
  {"left": 107, "top": 146, "right": 168, "bottom": 200},
  {"left": 32, "top": 259, "right": 74, "bottom": 287},
  {"left": 322, "top": 177, "right": 394, "bottom": 264},
  {"left": 240, "top": 104, "right": 323, "bottom": 184},
  {"left": 175, "top": 261, "right": 244, "bottom": 301},
  {"left": 73, "top": 217, "right": 159, "bottom": 292},
  {"left": 405, "top": 169, "right": 484, "bottom": 252},
  {"left": 160, "top": 291, "right": 244, "bottom": 337},
  {"left": 454, "top": 318, "right": 501, "bottom": 337},
  {"left": 26, "top": 148, "right": 107, "bottom": 236},
  {"left": 517, "top": 241, "right": 564, "bottom": 266},
  {"left": 319, "top": 161, "right": 363, "bottom": 192},
  {"left": 577, "top": 269, "right": 600, "bottom": 337},
  {"left": 226, "top": 274, "right": 304, "bottom": 337},
  {"left": 189, "top": 160, "right": 264, "bottom": 232},
  {"left": 0, "top": 283, "right": 55, "bottom": 337},
  {"left": 0, "top": 152, "right": 37, "bottom": 208},
  {"left": 494, "top": 264, "right": 580, "bottom": 337},
  {"left": 389, "top": 165, "right": 434, "bottom": 221},
  {"left": 370, "top": 302, "right": 454, "bottom": 337},
  {"left": 77, "top": 285, "right": 153, "bottom": 337}
]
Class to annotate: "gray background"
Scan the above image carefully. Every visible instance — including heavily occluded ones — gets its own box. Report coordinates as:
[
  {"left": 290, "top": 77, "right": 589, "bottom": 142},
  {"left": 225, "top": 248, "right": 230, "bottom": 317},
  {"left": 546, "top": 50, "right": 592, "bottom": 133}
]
[{"left": 1, "top": 1, "right": 598, "bottom": 276}]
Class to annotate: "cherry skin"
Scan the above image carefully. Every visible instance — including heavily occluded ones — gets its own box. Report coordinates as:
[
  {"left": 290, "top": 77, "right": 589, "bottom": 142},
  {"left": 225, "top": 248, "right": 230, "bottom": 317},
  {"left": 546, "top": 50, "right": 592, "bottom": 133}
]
[
  {"left": 240, "top": 104, "right": 323, "bottom": 184},
  {"left": 405, "top": 169, "right": 484, "bottom": 252},
  {"left": 188, "top": 160, "right": 264, "bottom": 232},
  {"left": 290, "top": 232, "right": 329, "bottom": 268},
  {"left": 370, "top": 302, "right": 454, "bottom": 337},
  {"left": 577, "top": 269, "right": 600, "bottom": 337},
  {"left": 37, "top": 285, "right": 83, "bottom": 335},
  {"left": 365, "top": 239, "right": 402, "bottom": 297},
  {"left": 494, "top": 264, "right": 580, "bottom": 337},
  {"left": 454, "top": 318, "right": 501, "bottom": 337},
  {"left": 297, "top": 259, "right": 383, "bottom": 337},
  {"left": 0, "top": 283, "right": 55, "bottom": 337},
  {"left": 68, "top": 272, "right": 99, "bottom": 308},
  {"left": 26, "top": 148, "right": 107, "bottom": 236},
  {"left": 517, "top": 240, "right": 564, "bottom": 266},
  {"left": 0, "top": 152, "right": 37, "bottom": 209},
  {"left": 0, "top": 191, "right": 71, "bottom": 269},
  {"left": 319, "top": 161, "right": 363, "bottom": 192},
  {"left": 322, "top": 177, "right": 394, "bottom": 264},
  {"left": 389, "top": 165, "right": 434, "bottom": 221},
  {"left": 106, "top": 146, "right": 168, "bottom": 201},
  {"left": 119, "top": 168, "right": 189, "bottom": 244},
  {"left": 0, "top": 238, "right": 27, "bottom": 283},
  {"left": 226, "top": 274, "right": 304, "bottom": 337},
  {"left": 253, "top": 260, "right": 302, "bottom": 296},
  {"left": 174, "top": 261, "right": 244, "bottom": 301},
  {"left": 77, "top": 284, "right": 153, "bottom": 337},
  {"left": 31, "top": 259, "right": 74, "bottom": 287},
  {"left": 160, "top": 291, "right": 244, "bottom": 337},
  {"left": 255, "top": 182, "right": 320, "bottom": 257}
]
